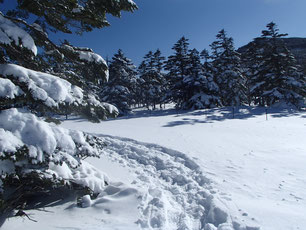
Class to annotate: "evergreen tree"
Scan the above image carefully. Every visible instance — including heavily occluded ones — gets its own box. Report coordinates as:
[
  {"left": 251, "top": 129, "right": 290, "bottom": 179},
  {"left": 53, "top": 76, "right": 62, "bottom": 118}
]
[
  {"left": 0, "top": 0, "right": 137, "bottom": 214},
  {"left": 100, "top": 49, "right": 138, "bottom": 114},
  {"left": 165, "top": 36, "right": 190, "bottom": 108},
  {"left": 240, "top": 40, "right": 263, "bottom": 106},
  {"left": 138, "top": 49, "right": 166, "bottom": 109},
  {"left": 210, "top": 29, "right": 247, "bottom": 106},
  {"left": 249, "top": 22, "right": 306, "bottom": 107},
  {"left": 181, "top": 49, "right": 221, "bottom": 109}
]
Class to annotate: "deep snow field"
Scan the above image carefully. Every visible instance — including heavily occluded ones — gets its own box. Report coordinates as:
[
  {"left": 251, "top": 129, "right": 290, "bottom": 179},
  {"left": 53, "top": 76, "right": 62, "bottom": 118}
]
[{"left": 2, "top": 106, "right": 306, "bottom": 230}]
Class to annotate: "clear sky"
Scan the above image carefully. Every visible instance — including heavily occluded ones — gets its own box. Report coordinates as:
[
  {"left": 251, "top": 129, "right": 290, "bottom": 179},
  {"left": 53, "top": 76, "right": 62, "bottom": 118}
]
[{"left": 2, "top": 0, "right": 306, "bottom": 65}]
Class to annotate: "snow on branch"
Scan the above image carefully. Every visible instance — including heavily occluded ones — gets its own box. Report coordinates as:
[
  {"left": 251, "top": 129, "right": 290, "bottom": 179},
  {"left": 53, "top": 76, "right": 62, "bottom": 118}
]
[
  {"left": 0, "top": 12, "right": 37, "bottom": 55},
  {"left": 0, "top": 64, "right": 83, "bottom": 107},
  {"left": 0, "top": 108, "right": 108, "bottom": 193}
]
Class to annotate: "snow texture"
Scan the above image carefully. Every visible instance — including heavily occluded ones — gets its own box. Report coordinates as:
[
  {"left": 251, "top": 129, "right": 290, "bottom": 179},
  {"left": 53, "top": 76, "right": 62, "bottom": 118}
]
[
  {"left": 0, "top": 12, "right": 37, "bottom": 55},
  {"left": 0, "top": 78, "right": 24, "bottom": 98},
  {"left": 2, "top": 106, "right": 305, "bottom": 230},
  {"left": 0, "top": 64, "right": 83, "bottom": 107},
  {"left": 98, "top": 135, "right": 234, "bottom": 230},
  {"left": 61, "top": 105, "right": 306, "bottom": 230}
]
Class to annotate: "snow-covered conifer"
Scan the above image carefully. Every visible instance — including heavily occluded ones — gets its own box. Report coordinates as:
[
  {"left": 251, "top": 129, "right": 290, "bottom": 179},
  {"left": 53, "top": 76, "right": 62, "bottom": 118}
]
[
  {"left": 248, "top": 22, "right": 306, "bottom": 107},
  {"left": 165, "top": 36, "right": 191, "bottom": 108},
  {"left": 0, "top": 0, "right": 137, "bottom": 215},
  {"left": 100, "top": 49, "right": 138, "bottom": 115},
  {"left": 210, "top": 29, "right": 247, "bottom": 106},
  {"left": 138, "top": 49, "right": 167, "bottom": 109},
  {"left": 182, "top": 49, "right": 221, "bottom": 109}
]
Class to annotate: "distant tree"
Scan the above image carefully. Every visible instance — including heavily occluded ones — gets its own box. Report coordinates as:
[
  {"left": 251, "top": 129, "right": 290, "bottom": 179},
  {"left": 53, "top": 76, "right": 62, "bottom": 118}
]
[
  {"left": 182, "top": 48, "right": 221, "bottom": 109},
  {"left": 100, "top": 49, "right": 138, "bottom": 114},
  {"left": 165, "top": 36, "right": 191, "bottom": 108},
  {"left": 248, "top": 22, "right": 306, "bottom": 107},
  {"left": 210, "top": 29, "right": 247, "bottom": 106},
  {"left": 138, "top": 49, "right": 167, "bottom": 109},
  {"left": 241, "top": 39, "right": 262, "bottom": 105}
]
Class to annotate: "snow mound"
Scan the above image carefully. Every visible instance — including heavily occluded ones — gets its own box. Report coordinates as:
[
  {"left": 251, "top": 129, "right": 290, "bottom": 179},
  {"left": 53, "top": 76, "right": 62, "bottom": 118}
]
[
  {"left": 0, "top": 12, "right": 37, "bottom": 55},
  {"left": 0, "top": 64, "right": 83, "bottom": 107}
]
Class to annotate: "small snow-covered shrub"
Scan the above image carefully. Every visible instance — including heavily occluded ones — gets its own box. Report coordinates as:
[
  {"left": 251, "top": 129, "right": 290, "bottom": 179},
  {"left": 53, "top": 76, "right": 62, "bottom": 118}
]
[{"left": 0, "top": 109, "right": 108, "bottom": 213}]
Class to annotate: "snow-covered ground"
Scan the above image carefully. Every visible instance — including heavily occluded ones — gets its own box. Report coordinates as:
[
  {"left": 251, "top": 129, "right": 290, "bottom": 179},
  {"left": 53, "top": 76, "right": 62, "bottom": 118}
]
[{"left": 2, "top": 106, "right": 306, "bottom": 230}]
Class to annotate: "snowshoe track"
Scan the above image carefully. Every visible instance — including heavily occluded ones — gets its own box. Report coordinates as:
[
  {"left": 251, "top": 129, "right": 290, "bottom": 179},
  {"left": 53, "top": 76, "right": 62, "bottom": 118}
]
[{"left": 99, "top": 135, "right": 236, "bottom": 230}]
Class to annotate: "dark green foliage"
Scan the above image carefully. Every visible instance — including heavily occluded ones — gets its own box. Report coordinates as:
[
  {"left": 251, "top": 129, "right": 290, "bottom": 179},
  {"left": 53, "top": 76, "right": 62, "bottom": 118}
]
[
  {"left": 182, "top": 49, "right": 221, "bottom": 109},
  {"left": 138, "top": 49, "right": 167, "bottom": 109},
  {"left": 165, "top": 36, "right": 191, "bottom": 108},
  {"left": 0, "top": 0, "right": 137, "bottom": 218},
  {"left": 7, "top": 0, "right": 137, "bottom": 34},
  {"left": 100, "top": 49, "right": 138, "bottom": 114},
  {"left": 244, "top": 22, "right": 306, "bottom": 107},
  {"left": 210, "top": 29, "right": 247, "bottom": 106}
]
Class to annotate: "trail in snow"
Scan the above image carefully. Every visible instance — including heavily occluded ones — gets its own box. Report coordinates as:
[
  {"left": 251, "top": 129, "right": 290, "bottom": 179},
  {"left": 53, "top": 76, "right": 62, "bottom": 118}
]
[{"left": 95, "top": 134, "right": 259, "bottom": 230}]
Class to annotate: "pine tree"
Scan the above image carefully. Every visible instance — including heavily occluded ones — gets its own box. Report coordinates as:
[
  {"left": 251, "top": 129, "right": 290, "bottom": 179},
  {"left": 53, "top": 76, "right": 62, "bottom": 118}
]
[
  {"left": 165, "top": 36, "right": 191, "bottom": 108},
  {"left": 240, "top": 39, "right": 263, "bottom": 106},
  {"left": 0, "top": 0, "right": 137, "bottom": 214},
  {"left": 250, "top": 22, "right": 306, "bottom": 107},
  {"left": 138, "top": 49, "right": 166, "bottom": 109},
  {"left": 180, "top": 49, "right": 221, "bottom": 109},
  {"left": 210, "top": 29, "right": 247, "bottom": 106},
  {"left": 100, "top": 49, "right": 138, "bottom": 114}
]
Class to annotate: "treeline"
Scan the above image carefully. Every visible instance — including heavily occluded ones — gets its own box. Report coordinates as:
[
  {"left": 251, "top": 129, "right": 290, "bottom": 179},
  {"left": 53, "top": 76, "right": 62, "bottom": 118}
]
[{"left": 102, "top": 22, "right": 306, "bottom": 114}]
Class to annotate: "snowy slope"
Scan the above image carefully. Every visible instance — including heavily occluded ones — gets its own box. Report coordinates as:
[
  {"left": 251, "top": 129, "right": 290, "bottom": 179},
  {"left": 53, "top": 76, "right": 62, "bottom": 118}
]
[{"left": 2, "top": 106, "right": 305, "bottom": 230}]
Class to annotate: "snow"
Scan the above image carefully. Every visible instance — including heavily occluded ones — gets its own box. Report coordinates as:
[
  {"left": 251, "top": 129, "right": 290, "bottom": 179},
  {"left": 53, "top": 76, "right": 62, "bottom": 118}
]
[
  {"left": 0, "top": 78, "right": 24, "bottom": 98},
  {"left": 1, "top": 106, "right": 305, "bottom": 230},
  {"left": 62, "top": 44, "right": 107, "bottom": 65},
  {"left": 61, "top": 106, "right": 305, "bottom": 230},
  {"left": 78, "top": 50, "right": 107, "bottom": 66},
  {"left": 101, "top": 102, "right": 119, "bottom": 115},
  {"left": 0, "top": 64, "right": 83, "bottom": 107},
  {"left": 0, "top": 12, "right": 37, "bottom": 55}
]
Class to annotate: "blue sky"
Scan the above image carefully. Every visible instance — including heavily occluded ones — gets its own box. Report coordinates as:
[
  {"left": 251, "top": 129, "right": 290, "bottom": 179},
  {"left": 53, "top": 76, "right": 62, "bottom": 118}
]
[{"left": 2, "top": 0, "right": 306, "bottom": 65}]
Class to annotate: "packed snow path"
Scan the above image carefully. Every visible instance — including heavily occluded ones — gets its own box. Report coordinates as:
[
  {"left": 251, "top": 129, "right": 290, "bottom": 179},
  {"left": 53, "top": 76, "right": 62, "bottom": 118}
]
[{"left": 98, "top": 135, "right": 237, "bottom": 230}]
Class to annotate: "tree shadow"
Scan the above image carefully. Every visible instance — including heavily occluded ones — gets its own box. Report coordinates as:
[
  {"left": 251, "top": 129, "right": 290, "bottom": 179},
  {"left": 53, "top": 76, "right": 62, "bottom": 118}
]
[
  {"left": 163, "top": 106, "right": 305, "bottom": 127},
  {"left": 0, "top": 187, "right": 81, "bottom": 228}
]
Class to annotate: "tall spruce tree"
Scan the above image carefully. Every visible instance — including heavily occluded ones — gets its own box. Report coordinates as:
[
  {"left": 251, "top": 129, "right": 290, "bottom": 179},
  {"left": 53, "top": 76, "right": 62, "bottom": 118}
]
[
  {"left": 240, "top": 39, "right": 263, "bottom": 106},
  {"left": 100, "top": 49, "right": 138, "bottom": 114},
  {"left": 249, "top": 22, "right": 306, "bottom": 107},
  {"left": 210, "top": 29, "right": 247, "bottom": 106},
  {"left": 165, "top": 36, "right": 190, "bottom": 108},
  {"left": 182, "top": 48, "right": 221, "bottom": 109},
  {"left": 138, "top": 49, "right": 166, "bottom": 109}
]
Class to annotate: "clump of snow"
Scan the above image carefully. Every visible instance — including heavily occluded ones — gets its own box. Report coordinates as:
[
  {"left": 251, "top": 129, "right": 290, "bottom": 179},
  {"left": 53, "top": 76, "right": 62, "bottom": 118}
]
[
  {"left": 62, "top": 44, "right": 107, "bottom": 66},
  {"left": 87, "top": 94, "right": 102, "bottom": 106},
  {"left": 0, "top": 128, "right": 23, "bottom": 154},
  {"left": 0, "top": 64, "right": 83, "bottom": 107},
  {"left": 101, "top": 102, "right": 119, "bottom": 115},
  {"left": 0, "top": 78, "right": 24, "bottom": 98},
  {"left": 78, "top": 50, "right": 107, "bottom": 66},
  {"left": 80, "top": 195, "right": 92, "bottom": 208},
  {"left": 0, "top": 12, "right": 37, "bottom": 55},
  {"left": 72, "top": 161, "right": 109, "bottom": 194}
]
